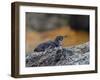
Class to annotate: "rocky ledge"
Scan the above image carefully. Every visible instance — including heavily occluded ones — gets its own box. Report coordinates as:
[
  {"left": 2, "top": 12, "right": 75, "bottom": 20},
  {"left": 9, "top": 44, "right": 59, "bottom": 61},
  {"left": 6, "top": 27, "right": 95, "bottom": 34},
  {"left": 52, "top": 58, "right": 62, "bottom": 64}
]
[{"left": 26, "top": 42, "right": 89, "bottom": 67}]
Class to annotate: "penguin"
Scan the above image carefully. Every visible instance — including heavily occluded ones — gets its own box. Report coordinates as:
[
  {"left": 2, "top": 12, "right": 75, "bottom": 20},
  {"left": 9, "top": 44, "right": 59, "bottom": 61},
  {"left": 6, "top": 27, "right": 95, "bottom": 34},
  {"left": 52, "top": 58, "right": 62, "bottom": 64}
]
[{"left": 34, "top": 36, "right": 63, "bottom": 52}]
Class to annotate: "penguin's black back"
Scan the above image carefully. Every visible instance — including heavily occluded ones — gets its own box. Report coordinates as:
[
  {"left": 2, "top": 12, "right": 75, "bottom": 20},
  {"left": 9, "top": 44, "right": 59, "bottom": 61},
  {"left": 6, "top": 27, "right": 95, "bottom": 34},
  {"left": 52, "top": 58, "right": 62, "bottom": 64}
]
[
  {"left": 34, "top": 41, "right": 56, "bottom": 52},
  {"left": 34, "top": 36, "right": 63, "bottom": 52}
]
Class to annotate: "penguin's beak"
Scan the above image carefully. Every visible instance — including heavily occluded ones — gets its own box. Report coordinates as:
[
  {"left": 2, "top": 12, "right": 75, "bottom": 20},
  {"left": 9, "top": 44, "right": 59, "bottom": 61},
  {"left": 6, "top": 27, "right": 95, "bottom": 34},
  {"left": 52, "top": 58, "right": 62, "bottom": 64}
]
[{"left": 63, "top": 35, "right": 68, "bottom": 38}]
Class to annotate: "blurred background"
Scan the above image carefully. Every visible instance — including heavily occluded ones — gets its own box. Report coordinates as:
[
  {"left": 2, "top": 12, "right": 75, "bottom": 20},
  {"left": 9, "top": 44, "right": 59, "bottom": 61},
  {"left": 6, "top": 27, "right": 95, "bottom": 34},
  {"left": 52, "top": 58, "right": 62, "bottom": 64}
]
[{"left": 26, "top": 12, "right": 89, "bottom": 54}]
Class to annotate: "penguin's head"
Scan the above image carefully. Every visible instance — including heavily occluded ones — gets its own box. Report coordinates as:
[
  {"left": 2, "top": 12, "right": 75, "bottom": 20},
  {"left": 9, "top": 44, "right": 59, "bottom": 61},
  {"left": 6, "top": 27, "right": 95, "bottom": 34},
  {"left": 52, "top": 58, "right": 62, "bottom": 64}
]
[{"left": 55, "top": 36, "right": 63, "bottom": 42}]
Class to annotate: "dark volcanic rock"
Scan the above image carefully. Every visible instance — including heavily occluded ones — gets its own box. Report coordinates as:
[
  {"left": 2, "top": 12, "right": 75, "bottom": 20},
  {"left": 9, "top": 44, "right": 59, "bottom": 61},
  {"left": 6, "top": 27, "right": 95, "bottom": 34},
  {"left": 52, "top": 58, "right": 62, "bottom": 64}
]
[{"left": 26, "top": 42, "right": 89, "bottom": 67}]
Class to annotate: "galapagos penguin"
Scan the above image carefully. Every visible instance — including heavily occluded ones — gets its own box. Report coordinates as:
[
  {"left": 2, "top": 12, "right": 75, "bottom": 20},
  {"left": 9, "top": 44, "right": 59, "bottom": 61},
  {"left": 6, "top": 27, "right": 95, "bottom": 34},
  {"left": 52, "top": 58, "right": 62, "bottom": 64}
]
[{"left": 34, "top": 36, "right": 63, "bottom": 52}]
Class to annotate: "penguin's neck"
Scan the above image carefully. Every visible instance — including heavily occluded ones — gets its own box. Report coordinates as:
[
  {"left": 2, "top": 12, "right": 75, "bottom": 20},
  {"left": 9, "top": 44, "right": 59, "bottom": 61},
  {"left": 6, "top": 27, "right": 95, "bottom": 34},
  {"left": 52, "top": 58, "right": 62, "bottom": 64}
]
[{"left": 55, "top": 40, "right": 60, "bottom": 46}]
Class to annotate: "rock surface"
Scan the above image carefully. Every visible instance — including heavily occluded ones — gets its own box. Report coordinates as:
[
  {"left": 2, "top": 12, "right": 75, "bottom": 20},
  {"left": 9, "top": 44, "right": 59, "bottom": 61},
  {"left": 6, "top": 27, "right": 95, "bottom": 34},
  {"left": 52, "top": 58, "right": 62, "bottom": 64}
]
[{"left": 26, "top": 42, "right": 89, "bottom": 67}]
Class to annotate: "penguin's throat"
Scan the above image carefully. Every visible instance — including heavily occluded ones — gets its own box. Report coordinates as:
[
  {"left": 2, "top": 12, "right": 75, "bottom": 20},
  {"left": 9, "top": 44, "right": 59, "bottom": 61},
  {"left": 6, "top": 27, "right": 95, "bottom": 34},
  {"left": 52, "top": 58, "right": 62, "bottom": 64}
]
[{"left": 55, "top": 40, "right": 61, "bottom": 45}]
